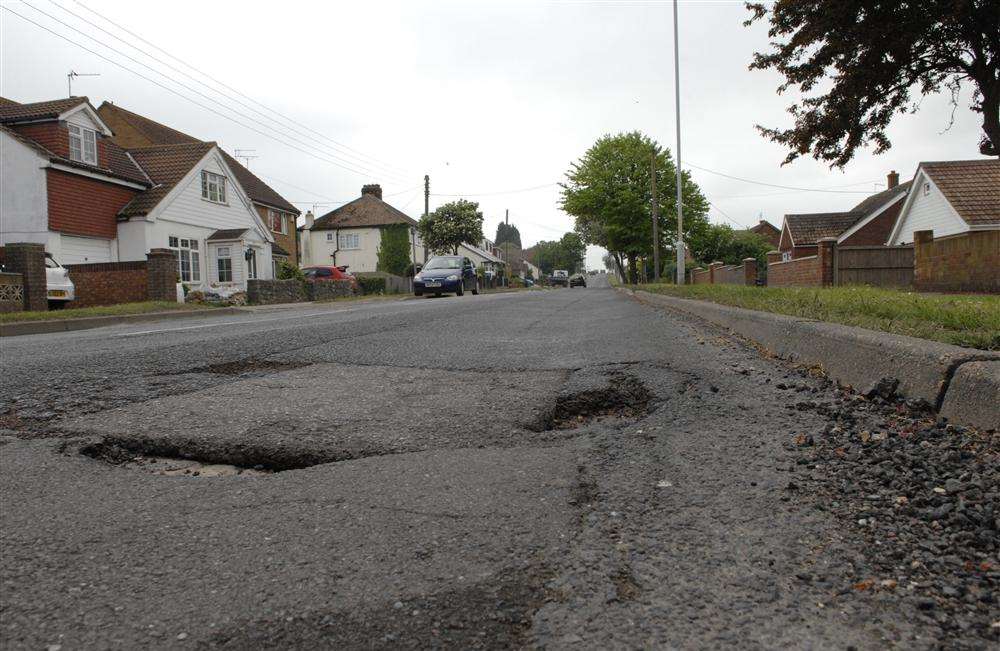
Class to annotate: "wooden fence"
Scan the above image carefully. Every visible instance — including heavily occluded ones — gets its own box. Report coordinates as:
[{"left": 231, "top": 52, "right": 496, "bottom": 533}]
[{"left": 834, "top": 245, "right": 913, "bottom": 288}]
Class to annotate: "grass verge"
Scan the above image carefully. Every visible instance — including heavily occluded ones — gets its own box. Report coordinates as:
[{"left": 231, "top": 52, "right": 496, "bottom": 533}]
[
  {"left": 0, "top": 301, "right": 214, "bottom": 323},
  {"left": 634, "top": 284, "right": 1000, "bottom": 350}
]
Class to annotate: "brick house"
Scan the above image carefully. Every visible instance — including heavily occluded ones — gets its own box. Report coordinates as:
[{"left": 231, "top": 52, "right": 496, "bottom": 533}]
[
  {"left": 747, "top": 219, "right": 781, "bottom": 248},
  {"left": 777, "top": 172, "right": 911, "bottom": 260},
  {"left": 96, "top": 102, "right": 300, "bottom": 274}
]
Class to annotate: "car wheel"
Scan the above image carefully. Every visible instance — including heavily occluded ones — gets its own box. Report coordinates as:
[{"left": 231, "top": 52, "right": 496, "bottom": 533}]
[
  {"left": 414, "top": 292, "right": 423, "bottom": 297},
  {"left": 472, "top": 280, "right": 479, "bottom": 295},
  {"left": 456, "top": 282, "right": 465, "bottom": 297},
  {"left": 434, "top": 292, "right": 442, "bottom": 297}
]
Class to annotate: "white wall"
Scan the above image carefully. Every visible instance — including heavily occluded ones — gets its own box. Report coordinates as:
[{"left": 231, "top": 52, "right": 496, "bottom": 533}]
[
  {"left": 302, "top": 224, "right": 425, "bottom": 271},
  {"left": 207, "top": 241, "right": 244, "bottom": 286},
  {"left": 0, "top": 131, "right": 48, "bottom": 246},
  {"left": 891, "top": 173, "right": 969, "bottom": 244}
]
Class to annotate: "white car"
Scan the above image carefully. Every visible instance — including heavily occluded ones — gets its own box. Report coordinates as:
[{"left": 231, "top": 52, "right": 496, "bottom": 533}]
[{"left": 45, "top": 254, "right": 75, "bottom": 306}]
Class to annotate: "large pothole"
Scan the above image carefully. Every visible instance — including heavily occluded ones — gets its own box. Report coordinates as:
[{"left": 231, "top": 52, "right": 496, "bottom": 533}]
[
  {"left": 162, "top": 359, "right": 311, "bottom": 377},
  {"left": 531, "top": 372, "right": 654, "bottom": 431}
]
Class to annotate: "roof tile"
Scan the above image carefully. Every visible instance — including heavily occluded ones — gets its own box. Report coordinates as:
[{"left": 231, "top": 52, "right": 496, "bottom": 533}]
[
  {"left": 118, "top": 142, "right": 215, "bottom": 217},
  {"left": 0, "top": 97, "right": 88, "bottom": 123},
  {"left": 921, "top": 159, "right": 1000, "bottom": 227},
  {"left": 312, "top": 194, "right": 417, "bottom": 230}
]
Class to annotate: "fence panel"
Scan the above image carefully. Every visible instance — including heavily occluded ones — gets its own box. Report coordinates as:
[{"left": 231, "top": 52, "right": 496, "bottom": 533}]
[{"left": 835, "top": 245, "right": 913, "bottom": 288}]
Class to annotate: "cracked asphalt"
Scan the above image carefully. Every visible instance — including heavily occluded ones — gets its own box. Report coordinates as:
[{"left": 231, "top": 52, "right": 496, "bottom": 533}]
[{"left": 0, "top": 277, "right": 991, "bottom": 649}]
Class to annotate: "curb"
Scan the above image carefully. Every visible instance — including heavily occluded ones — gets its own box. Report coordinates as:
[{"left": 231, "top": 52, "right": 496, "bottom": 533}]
[
  {"left": 0, "top": 307, "right": 243, "bottom": 337},
  {"left": 624, "top": 289, "right": 999, "bottom": 431}
]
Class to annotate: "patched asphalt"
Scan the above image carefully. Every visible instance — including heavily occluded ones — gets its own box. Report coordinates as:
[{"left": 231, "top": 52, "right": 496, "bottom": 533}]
[{"left": 0, "top": 278, "right": 990, "bottom": 649}]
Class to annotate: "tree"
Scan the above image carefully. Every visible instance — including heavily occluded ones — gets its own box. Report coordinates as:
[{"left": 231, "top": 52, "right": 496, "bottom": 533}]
[
  {"left": 495, "top": 222, "right": 522, "bottom": 248},
  {"left": 561, "top": 131, "right": 709, "bottom": 283},
  {"left": 417, "top": 199, "right": 484, "bottom": 255},
  {"left": 558, "top": 232, "right": 586, "bottom": 273},
  {"left": 746, "top": 1, "right": 1000, "bottom": 164},
  {"left": 376, "top": 224, "right": 412, "bottom": 276},
  {"left": 687, "top": 224, "right": 772, "bottom": 268}
]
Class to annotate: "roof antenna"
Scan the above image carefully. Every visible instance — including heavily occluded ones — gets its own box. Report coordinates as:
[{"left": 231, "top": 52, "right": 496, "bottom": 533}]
[
  {"left": 234, "top": 149, "right": 258, "bottom": 169},
  {"left": 67, "top": 70, "right": 100, "bottom": 97}
]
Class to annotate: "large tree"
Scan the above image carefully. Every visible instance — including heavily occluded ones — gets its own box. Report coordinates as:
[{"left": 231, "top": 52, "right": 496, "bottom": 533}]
[
  {"left": 529, "top": 233, "right": 586, "bottom": 275},
  {"left": 746, "top": 1, "right": 1000, "bottom": 165},
  {"left": 495, "top": 222, "right": 522, "bottom": 248},
  {"left": 417, "top": 199, "right": 484, "bottom": 255},
  {"left": 687, "top": 224, "right": 773, "bottom": 268},
  {"left": 561, "top": 131, "right": 709, "bottom": 283}
]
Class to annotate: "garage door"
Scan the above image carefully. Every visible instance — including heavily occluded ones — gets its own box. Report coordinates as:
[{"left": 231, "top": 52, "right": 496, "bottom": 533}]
[{"left": 60, "top": 235, "right": 112, "bottom": 265}]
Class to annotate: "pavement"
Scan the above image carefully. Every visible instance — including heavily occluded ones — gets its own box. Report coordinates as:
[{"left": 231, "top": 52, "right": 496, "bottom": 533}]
[{"left": 0, "top": 276, "right": 992, "bottom": 649}]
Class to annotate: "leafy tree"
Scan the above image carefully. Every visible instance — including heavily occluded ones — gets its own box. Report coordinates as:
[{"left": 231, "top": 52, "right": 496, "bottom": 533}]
[
  {"left": 530, "top": 235, "right": 586, "bottom": 275},
  {"left": 376, "top": 224, "right": 413, "bottom": 276},
  {"left": 746, "top": 1, "right": 1000, "bottom": 164},
  {"left": 561, "top": 131, "right": 709, "bottom": 283},
  {"left": 687, "top": 224, "right": 772, "bottom": 267},
  {"left": 495, "top": 222, "right": 522, "bottom": 248},
  {"left": 417, "top": 199, "right": 484, "bottom": 255}
]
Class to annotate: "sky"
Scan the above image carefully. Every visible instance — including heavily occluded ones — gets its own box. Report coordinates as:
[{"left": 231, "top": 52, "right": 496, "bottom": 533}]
[{"left": 1, "top": 0, "right": 988, "bottom": 269}]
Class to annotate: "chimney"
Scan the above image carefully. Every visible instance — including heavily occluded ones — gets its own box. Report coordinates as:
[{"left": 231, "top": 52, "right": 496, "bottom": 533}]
[
  {"left": 304, "top": 210, "right": 315, "bottom": 229},
  {"left": 887, "top": 170, "right": 899, "bottom": 189},
  {"left": 361, "top": 184, "right": 383, "bottom": 199}
]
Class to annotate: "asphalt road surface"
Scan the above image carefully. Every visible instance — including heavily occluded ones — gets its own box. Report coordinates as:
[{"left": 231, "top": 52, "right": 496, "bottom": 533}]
[{"left": 0, "top": 277, "right": 987, "bottom": 649}]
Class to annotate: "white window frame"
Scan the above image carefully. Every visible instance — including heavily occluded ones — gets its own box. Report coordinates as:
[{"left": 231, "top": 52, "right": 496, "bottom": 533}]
[
  {"left": 781, "top": 251, "right": 792, "bottom": 262},
  {"left": 201, "top": 171, "right": 227, "bottom": 204},
  {"left": 68, "top": 123, "right": 97, "bottom": 165},
  {"left": 268, "top": 210, "right": 287, "bottom": 235},
  {"left": 169, "top": 236, "right": 201, "bottom": 283},
  {"left": 326, "top": 232, "right": 334, "bottom": 241},
  {"left": 246, "top": 248, "right": 258, "bottom": 280},
  {"left": 338, "top": 233, "right": 360, "bottom": 250},
  {"left": 216, "top": 246, "right": 233, "bottom": 283}
]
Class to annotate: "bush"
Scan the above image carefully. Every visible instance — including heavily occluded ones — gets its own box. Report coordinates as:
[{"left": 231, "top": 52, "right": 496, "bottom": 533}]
[
  {"left": 357, "top": 276, "right": 387, "bottom": 295},
  {"left": 276, "top": 260, "right": 305, "bottom": 282}
]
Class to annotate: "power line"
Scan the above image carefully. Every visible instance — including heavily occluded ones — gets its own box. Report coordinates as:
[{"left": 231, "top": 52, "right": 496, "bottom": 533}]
[
  {"left": 430, "top": 182, "right": 558, "bottom": 198},
  {"left": 69, "top": 0, "right": 414, "bottom": 178},
  {"left": 18, "top": 0, "right": 410, "bottom": 184},
  {"left": 2, "top": 4, "right": 405, "bottom": 182},
  {"left": 686, "top": 162, "right": 876, "bottom": 194}
]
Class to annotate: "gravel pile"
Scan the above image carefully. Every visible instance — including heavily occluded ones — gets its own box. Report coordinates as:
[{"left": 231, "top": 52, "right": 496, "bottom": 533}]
[{"left": 784, "top": 376, "right": 999, "bottom": 645}]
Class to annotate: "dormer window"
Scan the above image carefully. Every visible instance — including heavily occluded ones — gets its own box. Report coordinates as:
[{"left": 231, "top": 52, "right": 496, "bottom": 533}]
[
  {"left": 201, "top": 171, "right": 227, "bottom": 203},
  {"left": 68, "top": 123, "right": 97, "bottom": 165}
]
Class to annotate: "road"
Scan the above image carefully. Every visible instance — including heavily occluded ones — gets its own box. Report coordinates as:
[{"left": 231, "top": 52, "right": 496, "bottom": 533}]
[{"left": 0, "top": 277, "right": 989, "bottom": 649}]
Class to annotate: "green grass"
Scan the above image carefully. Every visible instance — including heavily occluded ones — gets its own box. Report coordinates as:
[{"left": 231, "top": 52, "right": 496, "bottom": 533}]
[
  {"left": 634, "top": 284, "right": 1000, "bottom": 350},
  {"left": 0, "top": 301, "right": 213, "bottom": 323}
]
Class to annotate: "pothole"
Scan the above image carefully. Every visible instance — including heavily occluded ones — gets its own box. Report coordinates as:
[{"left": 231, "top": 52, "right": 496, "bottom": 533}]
[
  {"left": 531, "top": 373, "right": 654, "bottom": 431},
  {"left": 163, "top": 359, "right": 311, "bottom": 376}
]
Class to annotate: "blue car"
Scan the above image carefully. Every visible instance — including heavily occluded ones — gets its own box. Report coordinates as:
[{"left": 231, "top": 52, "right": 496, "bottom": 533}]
[{"left": 414, "top": 255, "right": 480, "bottom": 297}]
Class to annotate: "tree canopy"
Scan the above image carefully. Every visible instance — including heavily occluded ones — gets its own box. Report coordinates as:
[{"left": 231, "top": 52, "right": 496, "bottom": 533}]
[
  {"left": 417, "top": 199, "right": 484, "bottom": 255},
  {"left": 746, "top": 0, "right": 1000, "bottom": 164},
  {"left": 561, "top": 131, "right": 709, "bottom": 282},
  {"left": 495, "top": 222, "right": 522, "bottom": 248},
  {"left": 529, "top": 232, "right": 587, "bottom": 275},
  {"left": 687, "top": 224, "right": 773, "bottom": 268}
]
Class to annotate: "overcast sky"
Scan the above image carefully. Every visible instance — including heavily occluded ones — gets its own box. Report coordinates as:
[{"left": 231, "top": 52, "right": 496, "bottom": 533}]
[{"left": 1, "top": 0, "right": 988, "bottom": 268}]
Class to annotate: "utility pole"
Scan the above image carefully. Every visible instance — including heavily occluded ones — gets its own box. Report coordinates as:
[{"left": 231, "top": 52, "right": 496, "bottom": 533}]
[
  {"left": 673, "top": 0, "right": 685, "bottom": 285},
  {"left": 650, "top": 150, "right": 660, "bottom": 282},
  {"left": 423, "top": 174, "right": 430, "bottom": 264},
  {"left": 67, "top": 70, "right": 100, "bottom": 96},
  {"left": 505, "top": 209, "right": 510, "bottom": 287}
]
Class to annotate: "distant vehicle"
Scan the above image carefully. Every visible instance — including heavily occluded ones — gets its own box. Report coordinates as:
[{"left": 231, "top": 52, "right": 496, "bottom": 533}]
[
  {"left": 413, "top": 255, "right": 479, "bottom": 297},
  {"left": 302, "top": 265, "right": 359, "bottom": 291},
  {"left": 45, "top": 254, "right": 75, "bottom": 308},
  {"left": 551, "top": 269, "right": 569, "bottom": 287},
  {"left": 569, "top": 274, "right": 587, "bottom": 288}
]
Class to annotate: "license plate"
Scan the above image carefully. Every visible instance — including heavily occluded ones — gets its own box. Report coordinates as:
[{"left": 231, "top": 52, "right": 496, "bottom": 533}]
[
  {"left": 425, "top": 281, "right": 441, "bottom": 288},
  {"left": 48, "top": 290, "right": 66, "bottom": 297}
]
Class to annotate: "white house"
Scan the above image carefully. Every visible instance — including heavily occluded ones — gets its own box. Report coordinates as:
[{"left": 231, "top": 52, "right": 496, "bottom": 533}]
[
  {"left": 888, "top": 159, "right": 1000, "bottom": 244},
  {"left": 300, "top": 184, "right": 424, "bottom": 272}
]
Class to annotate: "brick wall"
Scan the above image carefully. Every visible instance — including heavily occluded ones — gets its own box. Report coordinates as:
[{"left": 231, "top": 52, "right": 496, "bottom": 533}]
[
  {"left": 12, "top": 123, "right": 69, "bottom": 158},
  {"left": 768, "top": 255, "right": 822, "bottom": 287},
  {"left": 914, "top": 230, "right": 1000, "bottom": 293},
  {"left": 146, "top": 249, "right": 177, "bottom": 302},
  {"left": 47, "top": 169, "right": 137, "bottom": 239},
  {"left": 841, "top": 201, "right": 903, "bottom": 246},
  {"left": 2, "top": 243, "right": 46, "bottom": 311},
  {"left": 258, "top": 206, "right": 298, "bottom": 263},
  {"left": 67, "top": 261, "right": 149, "bottom": 307},
  {"left": 691, "top": 268, "right": 711, "bottom": 284}
]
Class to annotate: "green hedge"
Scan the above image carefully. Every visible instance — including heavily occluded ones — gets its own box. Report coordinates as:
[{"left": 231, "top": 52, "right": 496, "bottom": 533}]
[{"left": 357, "top": 276, "right": 387, "bottom": 295}]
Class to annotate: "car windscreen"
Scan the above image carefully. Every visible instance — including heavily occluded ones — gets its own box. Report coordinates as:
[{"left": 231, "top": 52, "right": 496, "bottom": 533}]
[{"left": 423, "top": 257, "right": 461, "bottom": 270}]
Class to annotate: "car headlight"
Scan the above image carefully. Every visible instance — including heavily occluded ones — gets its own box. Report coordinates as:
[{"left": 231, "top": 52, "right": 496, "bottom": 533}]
[
  {"left": 414, "top": 273, "right": 422, "bottom": 281},
  {"left": 446, "top": 274, "right": 459, "bottom": 281}
]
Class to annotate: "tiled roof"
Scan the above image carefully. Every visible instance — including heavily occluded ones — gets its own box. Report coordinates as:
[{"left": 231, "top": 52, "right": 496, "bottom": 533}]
[
  {"left": 850, "top": 181, "right": 912, "bottom": 215},
  {"left": 784, "top": 212, "right": 864, "bottom": 246},
  {"left": 97, "top": 102, "right": 298, "bottom": 214},
  {"left": 748, "top": 220, "right": 780, "bottom": 235},
  {"left": 0, "top": 96, "right": 89, "bottom": 123},
  {"left": 119, "top": 142, "right": 215, "bottom": 217},
  {"left": 207, "top": 228, "right": 248, "bottom": 241},
  {"left": 312, "top": 194, "right": 417, "bottom": 230},
  {"left": 921, "top": 159, "right": 1000, "bottom": 227}
]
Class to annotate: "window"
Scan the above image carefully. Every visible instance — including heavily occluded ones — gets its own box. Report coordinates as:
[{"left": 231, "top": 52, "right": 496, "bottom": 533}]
[
  {"left": 201, "top": 171, "right": 227, "bottom": 203},
  {"left": 216, "top": 246, "right": 233, "bottom": 282},
  {"left": 923, "top": 182, "right": 931, "bottom": 196},
  {"left": 247, "top": 248, "right": 258, "bottom": 280},
  {"left": 68, "top": 124, "right": 97, "bottom": 165},
  {"left": 338, "top": 233, "right": 360, "bottom": 249},
  {"left": 781, "top": 251, "right": 792, "bottom": 262},
  {"left": 269, "top": 210, "right": 287, "bottom": 235},
  {"left": 326, "top": 232, "right": 334, "bottom": 241},
  {"left": 169, "top": 236, "right": 201, "bottom": 282}
]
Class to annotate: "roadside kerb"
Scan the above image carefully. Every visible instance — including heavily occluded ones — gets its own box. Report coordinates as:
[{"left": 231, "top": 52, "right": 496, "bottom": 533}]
[
  {"left": 623, "top": 288, "right": 999, "bottom": 430},
  {"left": 0, "top": 307, "right": 243, "bottom": 337}
]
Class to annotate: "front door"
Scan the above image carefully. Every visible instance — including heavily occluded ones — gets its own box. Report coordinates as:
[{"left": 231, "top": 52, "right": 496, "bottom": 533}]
[{"left": 247, "top": 248, "right": 258, "bottom": 280}]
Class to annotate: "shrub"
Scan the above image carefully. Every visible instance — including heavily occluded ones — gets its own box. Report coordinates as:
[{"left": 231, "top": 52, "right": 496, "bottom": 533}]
[
  {"left": 277, "top": 260, "right": 305, "bottom": 282},
  {"left": 357, "top": 276, "right": 387, "bottom": 295}
]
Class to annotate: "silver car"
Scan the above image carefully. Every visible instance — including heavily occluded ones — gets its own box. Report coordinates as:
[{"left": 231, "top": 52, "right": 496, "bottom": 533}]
[{"left": 45, "top": 254, "right": 75, "bottom": 307}]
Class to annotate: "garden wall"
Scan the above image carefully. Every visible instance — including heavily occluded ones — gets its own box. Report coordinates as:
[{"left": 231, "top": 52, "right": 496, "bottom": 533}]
[
  {"left": 67, "top": 260, "right": 148, "bottom": 307},
  {"left": 914, "top": 230, "right": 999, "bottom": 293}
]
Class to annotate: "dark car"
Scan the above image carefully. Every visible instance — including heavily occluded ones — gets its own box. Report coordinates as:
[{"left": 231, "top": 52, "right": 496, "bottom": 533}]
[
  {"left": 569, "top": 274, "right": 587, "bottom": 288},
  {"left": 414, "top": 255, "right": 480, "bottom": 297},
  {"left": 303, "top": 265, "right": 359, "bottom": 291}
]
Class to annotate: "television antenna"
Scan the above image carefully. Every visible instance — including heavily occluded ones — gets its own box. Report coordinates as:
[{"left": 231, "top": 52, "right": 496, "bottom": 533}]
[
  {"left": 234, "top": 149, "right": 258, "bottom": 169},
  {"left": 67, "top": 70, "right": 100, "bottom": 96}
]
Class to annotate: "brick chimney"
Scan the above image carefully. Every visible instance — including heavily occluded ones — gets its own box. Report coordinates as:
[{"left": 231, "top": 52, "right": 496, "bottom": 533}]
[
  {"left": 361, "top": 184, "right": 382, "bottom": 199},
  {"left": 887, "top": 170, "right": 899, "bottom": 189}
]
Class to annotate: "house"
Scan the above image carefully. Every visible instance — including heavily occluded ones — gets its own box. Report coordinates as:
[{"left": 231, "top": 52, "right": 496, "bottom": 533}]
[
  {"left": 96, "top": 102, "right": 300, "bottom": 273},
  {"left": 777, "top": 171, "right": 911, "bottom": 260},
  {"left": 1, "top": 97, "right": 149, "bottom": 263},
  {"left": 459, "top": 240, "right": 504, "bottom": 280},
  {"left": 521, "top": 259, "right": 542, "bottom": 281},
  {"left": 300, "top": 184, "right": 425, "bottom": 272},
  {"left": 1, "top": 96, "right": 274, "bottom": 288},
  {"left": 747, "top": 219, "right": 781, "bottom": 248},
  {"left": 887, "top": 160, "right": 1000, "bottom": 245}
]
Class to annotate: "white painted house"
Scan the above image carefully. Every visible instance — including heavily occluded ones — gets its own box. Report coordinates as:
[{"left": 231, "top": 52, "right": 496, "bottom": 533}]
[{"left": 888, "top": 159, "right": 1000, "bottom": 244}]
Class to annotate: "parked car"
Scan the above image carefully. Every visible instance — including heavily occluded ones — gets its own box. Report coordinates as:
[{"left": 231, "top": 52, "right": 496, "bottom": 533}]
[
  {"left": 413, "top": 255, "right": 480, "bottom": 297},
  {"left": 569, "top": 274, "right": 587, "bottom": 288},
  {"left": 551, "top": 269, "right": 569, "bottom": 287},
  {"left": 303, "top": 265, "right": 359, "bottom": 291},
  {"left": 45, "top": 254, "right": 75, "bottom": 308}
]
